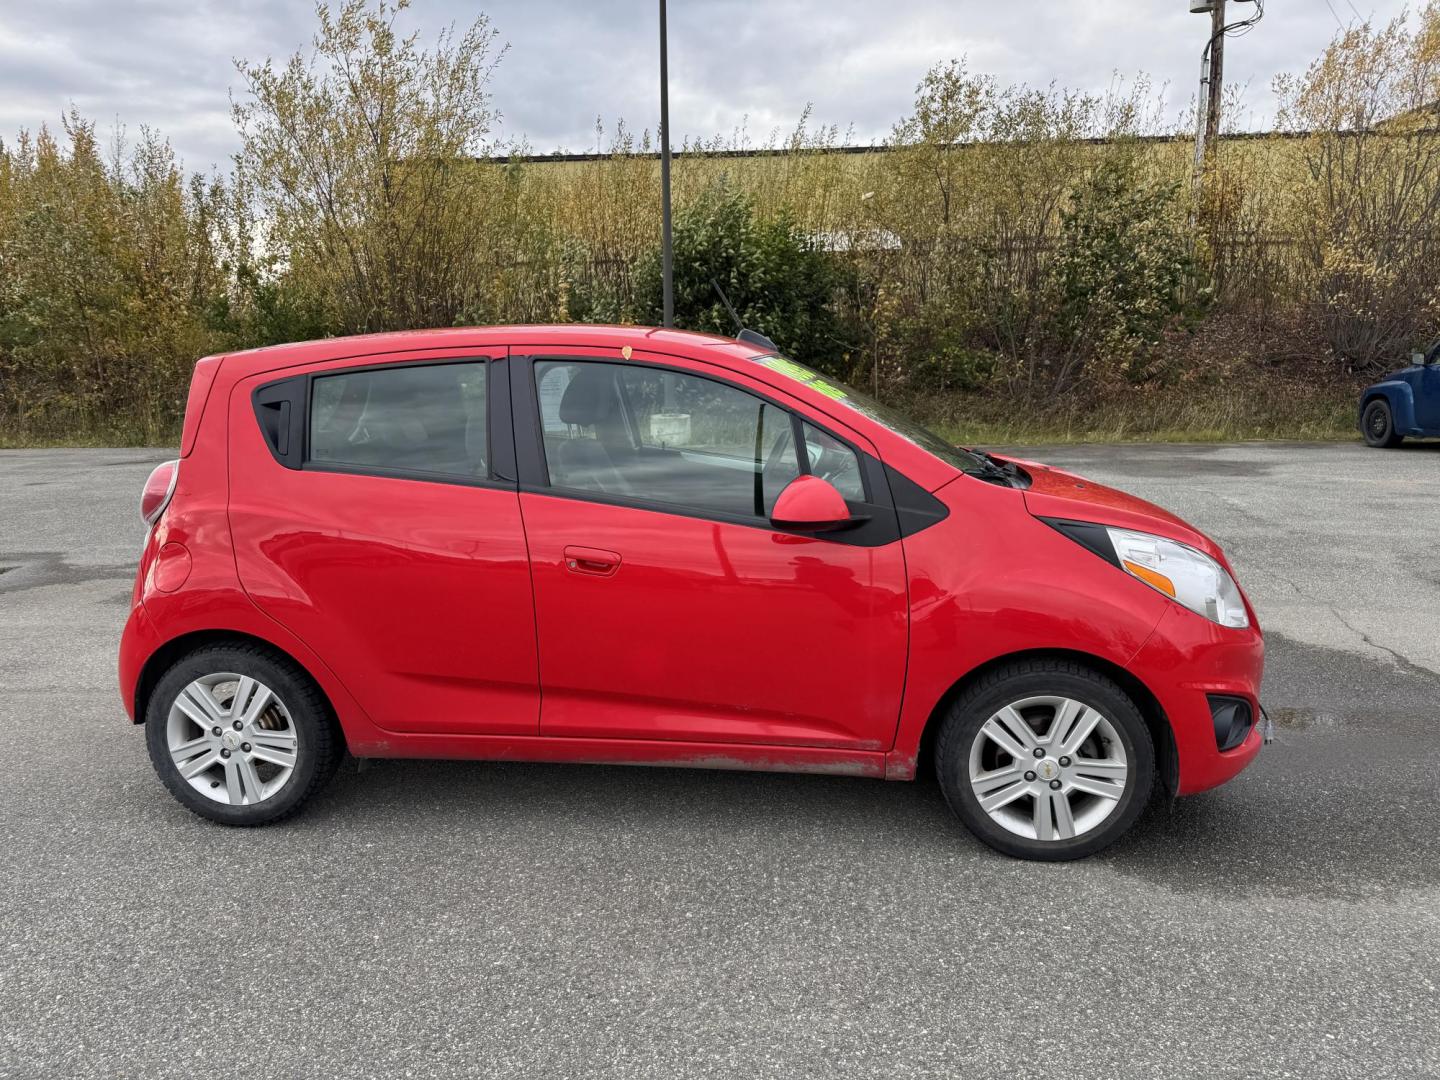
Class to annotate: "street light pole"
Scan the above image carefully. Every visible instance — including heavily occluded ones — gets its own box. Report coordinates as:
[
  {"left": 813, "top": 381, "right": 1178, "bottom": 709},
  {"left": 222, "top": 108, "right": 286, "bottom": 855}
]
[{"left": 659, "top": 0, "right": 674, "bottom": 328}]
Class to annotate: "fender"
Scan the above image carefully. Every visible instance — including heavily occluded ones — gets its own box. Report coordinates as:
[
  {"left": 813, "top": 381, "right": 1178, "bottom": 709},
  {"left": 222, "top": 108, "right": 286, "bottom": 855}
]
[
  {"left": 121, "top": 588, "right": 381, "bottom": 751},
  {"left": 120, "top": 402, "right": 383, "bottom": 748},
  {"left": 883, "top": 479, "right": 1171, "bottom": 778},
  {"left": 1360, "top": 380, "right": 1418, "bottom": 434}
]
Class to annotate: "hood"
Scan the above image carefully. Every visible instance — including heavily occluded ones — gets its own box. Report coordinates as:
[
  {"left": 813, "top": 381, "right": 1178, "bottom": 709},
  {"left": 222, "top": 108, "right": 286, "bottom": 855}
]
[
  {"left": 1383, "top": 364, "right": 1424, "bottom": 381},
  {"left": 1002, "top": 455, "right": 1222, "bottom": 560},
  {"left": 1372, "top": 357, "right": 1437, "bottom": 383}
]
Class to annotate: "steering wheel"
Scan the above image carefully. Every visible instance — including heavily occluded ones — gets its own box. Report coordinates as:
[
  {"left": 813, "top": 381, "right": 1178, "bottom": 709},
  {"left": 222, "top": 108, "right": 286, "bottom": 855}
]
[{"left": 809, "top": 444, "right": 861, "bottom": 496}]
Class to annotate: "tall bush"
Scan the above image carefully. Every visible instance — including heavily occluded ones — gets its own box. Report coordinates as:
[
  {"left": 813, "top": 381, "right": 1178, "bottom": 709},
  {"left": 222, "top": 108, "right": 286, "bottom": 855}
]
[
  {"left": 1049, "top": 159, "right": 1191, "bottom": 390},
  {"left": 233, "top": 0, "right": 506, "bottom": 333},
  {"left": 0, "top": 117, "right": 229, "bottom": 440},
  {"left": 7, "top": 0, "right": 1440, "bottom": 442},
  {"left": 1274, "top": 3, "right": 1440, "bottom": 372},
  {"left": 631, "top": 182, "right": 852, "bottom": 372}
]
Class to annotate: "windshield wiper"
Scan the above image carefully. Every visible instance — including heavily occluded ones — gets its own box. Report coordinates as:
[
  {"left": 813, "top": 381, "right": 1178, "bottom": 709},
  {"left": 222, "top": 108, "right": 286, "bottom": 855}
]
[{"left": 963, "top": 451, "right": 1031, "bottom": 489}]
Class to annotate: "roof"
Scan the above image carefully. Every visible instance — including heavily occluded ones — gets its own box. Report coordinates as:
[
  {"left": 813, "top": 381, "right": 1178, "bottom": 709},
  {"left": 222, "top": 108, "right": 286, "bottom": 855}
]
[
  {"left": 216, "top": 324, "right": 764, "bottom": 378},
  {"left": 208, "top": 322, "right": 959, "bottom": 493}
]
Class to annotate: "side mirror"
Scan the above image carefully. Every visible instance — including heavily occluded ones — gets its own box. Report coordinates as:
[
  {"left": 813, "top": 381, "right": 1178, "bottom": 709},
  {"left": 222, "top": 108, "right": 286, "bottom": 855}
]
[{"left": 770, "top": 475, "right": 853, "bottom": 531}]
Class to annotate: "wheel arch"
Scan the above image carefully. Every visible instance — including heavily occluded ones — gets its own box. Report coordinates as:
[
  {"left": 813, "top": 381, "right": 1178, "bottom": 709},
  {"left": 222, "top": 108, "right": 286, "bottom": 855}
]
[
  {"left": 133, "top": 628, "right": 343, "bottom": 748},
  {"left": 1361, "top": 382, "right": 1415, "bottom": 432},
  {"left": 911, "top": 648, "right": 1178, "bottom": 796}
]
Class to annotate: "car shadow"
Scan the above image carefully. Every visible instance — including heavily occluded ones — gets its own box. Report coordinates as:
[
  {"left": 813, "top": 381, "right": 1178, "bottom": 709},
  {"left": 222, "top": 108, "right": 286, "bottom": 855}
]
[
  {"left": 291, "top": 728, "right": 1437, "bottom": 902},
  {"left": 309, "top": 755, "right": 957, "bottom": 845}
]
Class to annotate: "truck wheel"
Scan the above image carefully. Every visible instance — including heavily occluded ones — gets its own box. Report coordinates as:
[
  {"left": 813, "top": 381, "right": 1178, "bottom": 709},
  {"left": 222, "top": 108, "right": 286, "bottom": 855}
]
[{"left": 1362, "top": 399, "right": 1403, "bottom": 448}]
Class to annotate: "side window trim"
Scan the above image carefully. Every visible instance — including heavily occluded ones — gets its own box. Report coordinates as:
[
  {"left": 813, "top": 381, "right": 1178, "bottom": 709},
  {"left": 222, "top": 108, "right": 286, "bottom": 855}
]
[
  {"left": 510, "top": 354, "right": 550, "bottom": 488},
  {"left": 251, "top": 355, "right": 517, "bottom": 491},
  {"left": 790, "top": 411, "right": 811, "bottom": 476},
  {"left": 508, "top": 353, "right": 922, "bottom": 548},
  {"left": 488, "top": 358, "right": 517, "bottom": 483}
]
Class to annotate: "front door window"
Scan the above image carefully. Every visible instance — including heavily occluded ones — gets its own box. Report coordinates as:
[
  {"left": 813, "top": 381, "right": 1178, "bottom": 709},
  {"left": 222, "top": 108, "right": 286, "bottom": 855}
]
[{"left": 533, "top": 359, "right": 862, "bottom": 519}]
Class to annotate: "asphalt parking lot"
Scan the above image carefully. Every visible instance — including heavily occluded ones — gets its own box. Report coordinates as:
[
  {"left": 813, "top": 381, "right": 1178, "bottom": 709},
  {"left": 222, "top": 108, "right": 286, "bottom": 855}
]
[{"left": 1, "top": 442, "right": 1437, "bottom": 1079}]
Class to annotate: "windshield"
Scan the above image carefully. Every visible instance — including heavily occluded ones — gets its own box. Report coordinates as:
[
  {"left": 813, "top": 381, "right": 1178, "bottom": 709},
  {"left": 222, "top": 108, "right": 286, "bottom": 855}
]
[{"left": 750, "top": 355, "right": 986, "bottom": 473}]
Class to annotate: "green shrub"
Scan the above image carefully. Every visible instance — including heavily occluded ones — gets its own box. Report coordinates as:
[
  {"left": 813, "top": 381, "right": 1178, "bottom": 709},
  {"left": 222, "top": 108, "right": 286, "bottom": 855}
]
[
  {"left": 631, "top": 181, "right": 854, "bottom": 372},
  {"left": 885, "top": 303, "right": 995, "bottom": 392},
  {"left": 1052, "top": 159, "right": 1191, "bottom": 387}
]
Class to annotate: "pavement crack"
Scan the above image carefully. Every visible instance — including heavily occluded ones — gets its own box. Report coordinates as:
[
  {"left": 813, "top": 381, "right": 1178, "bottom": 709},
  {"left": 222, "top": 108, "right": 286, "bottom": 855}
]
[
  {"left": 1255, "top": 566, "right": 1438, "bottom": 678},
  {"left": 1326, "top": 604, "right": 1437, "bottom": 680}
]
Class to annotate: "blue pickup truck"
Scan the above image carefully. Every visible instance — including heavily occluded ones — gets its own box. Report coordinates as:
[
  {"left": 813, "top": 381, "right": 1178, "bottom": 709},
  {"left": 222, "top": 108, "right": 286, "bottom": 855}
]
[{"left": 1360, "top": 345, "right": 1440, "bottom": 447}]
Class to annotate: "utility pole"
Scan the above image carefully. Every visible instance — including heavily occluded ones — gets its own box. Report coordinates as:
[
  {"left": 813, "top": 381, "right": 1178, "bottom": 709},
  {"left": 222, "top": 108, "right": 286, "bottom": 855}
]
[
  {"left": 1192, "top": 0, "right": 1226, "bottom": 197},
  {"left": 1191, "top": 0, "right": 1264, "bottom": 202},
  {"left": 1204, "top": 0, "right": 1225, "bottom": 168},
  {"left": 658, "top": 0, "right": 674, "bottom": 328}
]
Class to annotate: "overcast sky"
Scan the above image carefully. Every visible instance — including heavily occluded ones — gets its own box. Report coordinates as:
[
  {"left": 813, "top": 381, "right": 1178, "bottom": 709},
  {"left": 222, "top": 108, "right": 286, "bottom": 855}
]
[{"left": 0, "top": 0, "right": 1414, "bottom": 173}]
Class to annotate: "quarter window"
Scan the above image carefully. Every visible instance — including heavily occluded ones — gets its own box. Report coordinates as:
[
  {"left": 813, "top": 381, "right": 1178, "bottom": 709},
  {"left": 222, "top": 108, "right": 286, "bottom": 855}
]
[
  {"left": 309, "top": 362, "right": 489, "bottom": 480},
  {"left": 533, "top": 360, "right": 863, "bottom": 519},
  {"left": 801, "top": 422, "right": 865, "bottom": 502}
]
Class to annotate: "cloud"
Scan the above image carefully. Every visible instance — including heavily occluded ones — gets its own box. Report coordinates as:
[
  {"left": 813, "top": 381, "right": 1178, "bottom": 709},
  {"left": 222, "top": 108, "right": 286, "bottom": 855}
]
[{"left": 0, "top": 0, "right": 1414, "bottom": 170}]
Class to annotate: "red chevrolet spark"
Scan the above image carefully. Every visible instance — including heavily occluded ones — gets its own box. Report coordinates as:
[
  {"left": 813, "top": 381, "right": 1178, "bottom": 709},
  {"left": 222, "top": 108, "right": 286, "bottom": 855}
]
[{"left": 119, "top": 326, "right": 1265, "bottom": 860}]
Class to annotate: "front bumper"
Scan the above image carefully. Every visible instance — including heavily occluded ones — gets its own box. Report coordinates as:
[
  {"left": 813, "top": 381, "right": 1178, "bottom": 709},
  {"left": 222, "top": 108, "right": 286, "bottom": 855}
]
[{"left": 1130, "top": 605, "right": 1265, "bottom": 796}]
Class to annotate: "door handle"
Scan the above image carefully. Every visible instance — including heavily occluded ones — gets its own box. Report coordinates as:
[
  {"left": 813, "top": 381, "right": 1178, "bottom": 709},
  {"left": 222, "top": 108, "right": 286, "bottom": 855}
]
[{"left": 563, "top": 545, "right": 621, "bottom": 577}]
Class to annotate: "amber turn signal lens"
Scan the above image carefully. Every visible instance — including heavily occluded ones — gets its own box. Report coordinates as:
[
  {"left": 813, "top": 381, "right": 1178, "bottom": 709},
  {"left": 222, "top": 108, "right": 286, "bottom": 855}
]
[{"left": 1121, "top": 559, "right": 1176, "bottom": 598}]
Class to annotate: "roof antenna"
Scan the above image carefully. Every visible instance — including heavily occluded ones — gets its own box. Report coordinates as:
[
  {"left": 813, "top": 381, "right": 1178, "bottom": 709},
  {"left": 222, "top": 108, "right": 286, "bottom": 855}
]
[{"left": 711, "top": 280, "right": 778, "bottom": 352}]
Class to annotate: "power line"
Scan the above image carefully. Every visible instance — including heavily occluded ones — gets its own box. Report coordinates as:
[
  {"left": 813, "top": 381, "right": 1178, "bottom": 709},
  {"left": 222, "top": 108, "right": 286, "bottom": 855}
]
[{"left": 1225, "top": 0, "right": 1264, "bottom": 40}]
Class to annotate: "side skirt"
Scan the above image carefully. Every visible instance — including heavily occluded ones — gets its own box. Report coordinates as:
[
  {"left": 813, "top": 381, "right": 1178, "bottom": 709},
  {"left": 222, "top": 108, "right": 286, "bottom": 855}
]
[{"left": 347, "top": 732, "right": 888, "bottom": 779}]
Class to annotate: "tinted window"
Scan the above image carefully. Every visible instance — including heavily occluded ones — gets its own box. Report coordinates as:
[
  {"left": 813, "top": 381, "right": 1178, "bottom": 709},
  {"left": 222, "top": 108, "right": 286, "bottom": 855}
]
[
  {"left": 536, "top": 360, "right": 855, "bottom": 518},
  {"left": 310, "top": 362, "right": 488, "bottom": 480}
]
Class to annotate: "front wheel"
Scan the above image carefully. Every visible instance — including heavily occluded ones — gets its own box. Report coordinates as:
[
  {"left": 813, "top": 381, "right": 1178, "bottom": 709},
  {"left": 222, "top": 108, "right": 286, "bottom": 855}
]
[
  {"left": 144, "top": 642, "right": 342, "bottom": 825},
  {"left": 1362, "top": 399, "right": 1403, "bottom": 448},
  {"left": 935, "top": 660, "right": 1155, "bottom": 861}
]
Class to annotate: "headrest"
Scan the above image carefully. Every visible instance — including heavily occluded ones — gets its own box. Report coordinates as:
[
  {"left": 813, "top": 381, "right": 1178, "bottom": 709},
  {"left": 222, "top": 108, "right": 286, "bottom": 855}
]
[
  {"left": 354, "top": 368, "right": 462, "bottom": 447},
  {"left": 558, "top": 367, "right": 620, "bottom": 426}
]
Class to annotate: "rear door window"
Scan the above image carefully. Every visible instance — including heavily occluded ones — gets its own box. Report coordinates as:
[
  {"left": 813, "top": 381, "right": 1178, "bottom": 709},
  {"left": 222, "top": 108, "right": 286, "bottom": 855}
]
[{"left": 309, "top": 362, "right": 489, "bottom": 481}]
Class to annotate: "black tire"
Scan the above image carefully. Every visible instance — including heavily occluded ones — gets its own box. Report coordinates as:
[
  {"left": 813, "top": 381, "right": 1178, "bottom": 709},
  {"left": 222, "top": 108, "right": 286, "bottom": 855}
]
[
  {"left": 144, "top": 642, "right": 342, "bottom": 825},
  {"left": 934, "top": 659, "right": 1155, "bottom": 861},
  {"left": 1362, "top": 399, "right": 1403, "bottom": 448}
]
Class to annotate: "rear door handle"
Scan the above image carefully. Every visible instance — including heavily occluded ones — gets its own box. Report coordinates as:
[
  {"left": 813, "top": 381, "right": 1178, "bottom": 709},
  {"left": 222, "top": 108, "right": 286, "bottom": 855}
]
[{"left": 563, "top": 545, "right": 621, "bottom": 577}]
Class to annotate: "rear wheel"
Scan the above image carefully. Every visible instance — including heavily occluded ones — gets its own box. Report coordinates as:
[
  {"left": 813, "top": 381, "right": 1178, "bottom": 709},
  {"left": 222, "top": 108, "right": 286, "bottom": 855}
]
[
  {"left": 1362, "top": 399, "right": 1403, "bottom": 448},
  {"left": 144, "top": 643, "right": 342, "bottom": 825},
  {"left": 935, "top": 660, "right": 1154, "bottom": 861}
]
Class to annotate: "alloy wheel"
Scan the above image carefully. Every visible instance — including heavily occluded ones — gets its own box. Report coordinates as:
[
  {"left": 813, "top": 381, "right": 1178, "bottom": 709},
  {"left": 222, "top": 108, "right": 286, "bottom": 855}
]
[
  {"left": 967, "top": 695, "right": 1129, "bottom": 842},
  {"left": 166, "top": 673, "right": 300, "bottom": 806}
]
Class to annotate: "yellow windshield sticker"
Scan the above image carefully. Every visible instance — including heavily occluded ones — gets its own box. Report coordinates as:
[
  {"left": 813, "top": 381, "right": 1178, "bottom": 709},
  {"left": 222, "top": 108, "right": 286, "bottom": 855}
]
[
  {"left": 757, "top": 356, "right": 850, "bottom": 400},
  {"left": 759, "top": 356, "right": 816, "bottom": 382}
]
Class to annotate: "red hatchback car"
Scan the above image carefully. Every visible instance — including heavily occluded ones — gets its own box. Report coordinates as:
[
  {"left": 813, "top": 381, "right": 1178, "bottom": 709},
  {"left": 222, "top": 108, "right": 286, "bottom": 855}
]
[{"left": 120, "top": 326, "right": 1265, "bottom": 860}]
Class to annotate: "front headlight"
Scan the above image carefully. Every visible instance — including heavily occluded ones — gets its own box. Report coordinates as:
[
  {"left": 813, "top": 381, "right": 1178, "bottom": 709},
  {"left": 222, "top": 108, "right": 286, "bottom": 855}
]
[{"left": 1106, "top": 528, "right": 1250, "bottom": 629}]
